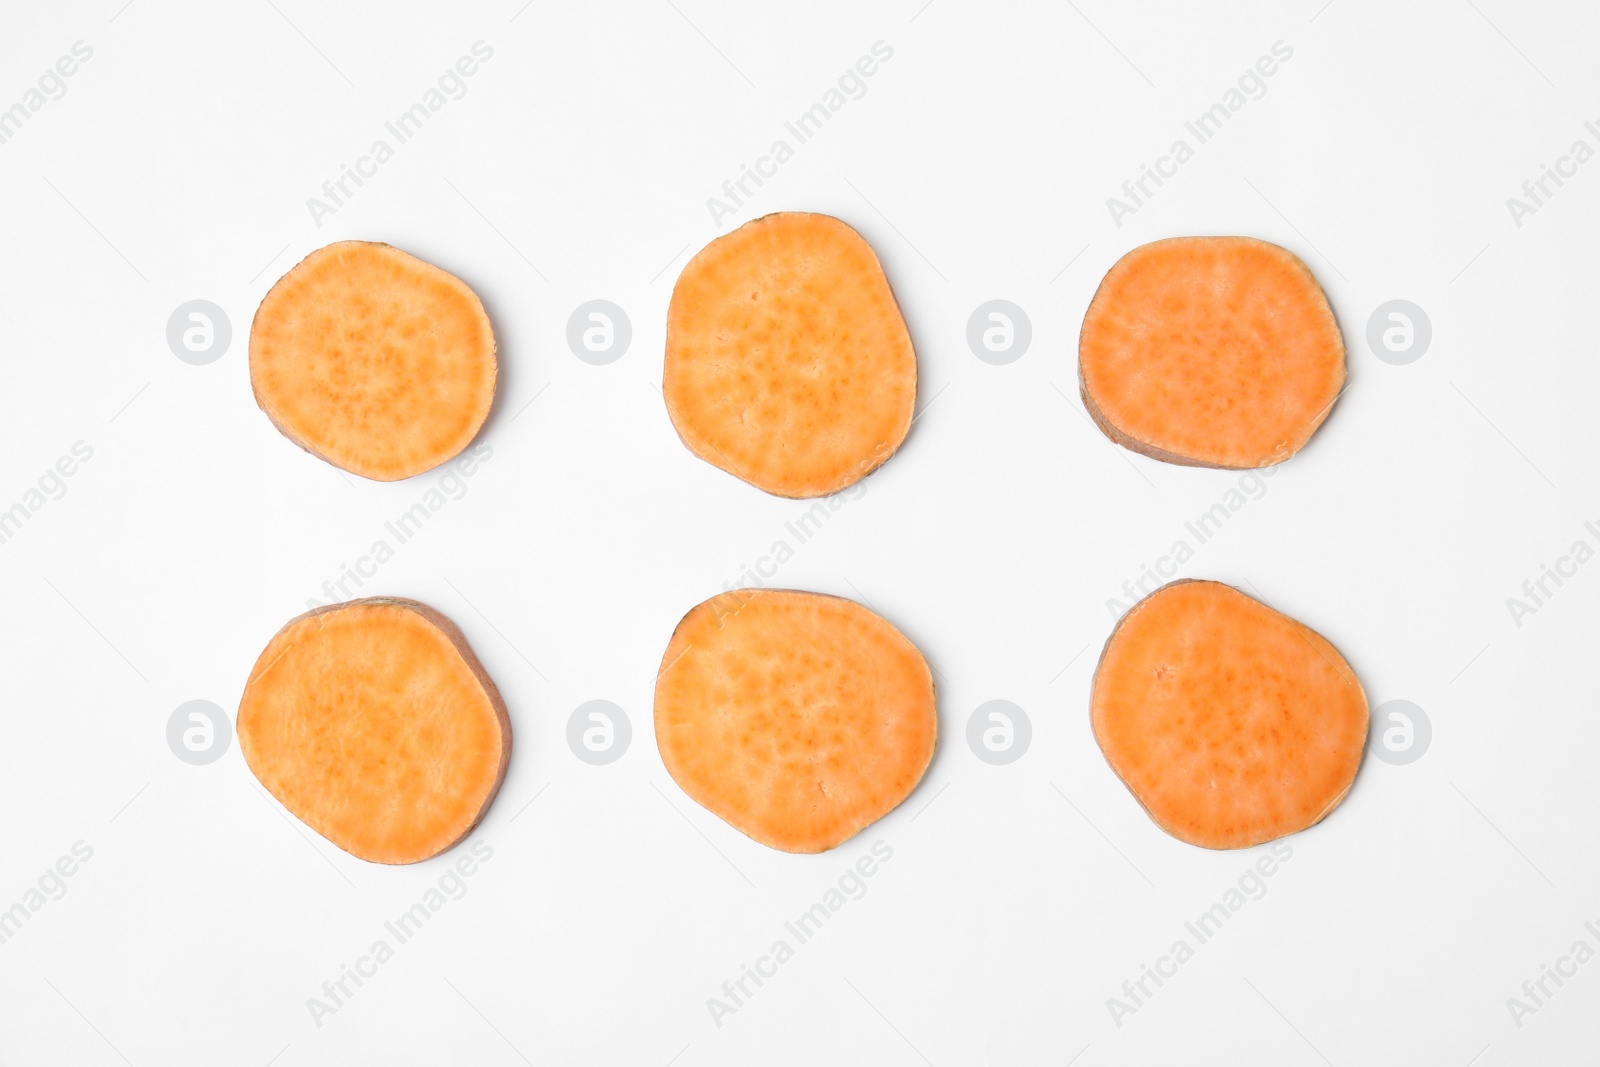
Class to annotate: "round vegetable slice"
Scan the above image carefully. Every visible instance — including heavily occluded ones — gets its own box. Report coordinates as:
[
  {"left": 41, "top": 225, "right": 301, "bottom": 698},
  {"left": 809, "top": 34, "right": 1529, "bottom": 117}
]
[
  {"left": 664, "top": 212, "right": 917, "bottom": 498},
  {"left": 238, "top": 597, "right": 510, "bottom": 864},
  {"left": 654, "top": 589, "right": 937, "bottom": 853},
  {"left": 1079, "top": 236, "right": 1345, "bottom": 469},
  {"left": 250, "top": 241, "right": 497, "bottom": 481},
  {"left": 1090, "top": 580, "right": 1367, "bottom": 850}
]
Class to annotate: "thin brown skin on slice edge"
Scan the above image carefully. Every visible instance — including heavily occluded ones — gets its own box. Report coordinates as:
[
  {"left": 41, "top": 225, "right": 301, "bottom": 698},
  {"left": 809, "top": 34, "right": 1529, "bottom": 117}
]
[
  {"left": 238, "top": 596, "right": 512, "bottom": 865},
  {"left": 1077, "top": 235, "right": 1348, "bottom": 471}
]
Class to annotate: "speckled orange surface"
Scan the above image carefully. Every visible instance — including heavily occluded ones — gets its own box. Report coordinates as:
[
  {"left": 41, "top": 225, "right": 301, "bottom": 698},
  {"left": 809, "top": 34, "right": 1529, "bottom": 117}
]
[
  {"left": 664, "top": 213, "right": 916, "bottom": 498},
  {"left": 1079, "top": 236, "right": 1344, "bottom": 469},
  {"left": 250, "top": 241, "right": 496, "bottom": 481},
  {"left": 238, "top": 597, "right": 510, "bottom": 864},
  {"left": 654, "top": 589, "right": 936, "bottom": 853},
  {"left": 1091, "top": 580, "right": 1367, "bottom": 850}
]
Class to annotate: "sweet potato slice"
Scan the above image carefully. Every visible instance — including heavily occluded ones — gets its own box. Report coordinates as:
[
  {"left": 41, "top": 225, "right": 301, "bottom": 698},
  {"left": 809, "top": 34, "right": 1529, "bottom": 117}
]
[
  {"left": 238, "top": 597, "right": 510, "bottom": 864},
  {"left": 654, "top": 589, "right": 936, "bottom": 853},
  {"left": 664, "top": 213, "right": 917, "bottom": 498},
  {"left": 1079, "top": 236, "right": 1345, "bottom": 469},
  {"left": 1091, "top": 580, "right": 1367, "bottom": 850},
  {"left": 250, "top": 241, "right": 497, "bottom": 481}
]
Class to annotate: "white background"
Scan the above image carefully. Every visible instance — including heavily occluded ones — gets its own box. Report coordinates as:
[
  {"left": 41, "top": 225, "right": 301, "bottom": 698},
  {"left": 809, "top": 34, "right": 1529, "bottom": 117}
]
[{"left": 1, "top": 1, "right": 1597, "bottom": 1063}]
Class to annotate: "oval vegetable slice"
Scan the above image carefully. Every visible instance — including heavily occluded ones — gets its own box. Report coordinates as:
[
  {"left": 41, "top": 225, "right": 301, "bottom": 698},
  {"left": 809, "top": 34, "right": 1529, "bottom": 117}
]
[
  {"left": 654, "top": 589, "right": 936, "bottom": 853},
  {"left": 238, "top": 597, "right": 511, "bottom": 864},
  {"left": 1079, "top": 236, "right": 1345, "bottom": 469},
  {"left": 250, "top": 241, "right": 497, "bottom": 481},
  {"left": 664, "top": 212, "right": 917, "bottom": 498},
  {"left": 1091, "top": 580, "right": 1367, "bottom": 850}
]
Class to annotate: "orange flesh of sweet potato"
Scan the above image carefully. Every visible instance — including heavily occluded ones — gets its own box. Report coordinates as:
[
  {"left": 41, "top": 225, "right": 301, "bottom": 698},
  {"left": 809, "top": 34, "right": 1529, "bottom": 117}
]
[
  {"left": 654, "top": 589, "right": 936, "bottom": 853},
  {"left": 664, "top": 212, "right": 917, "bottom": 498},
  {"left": 1079, "top": 236, "right": 1345, "bottom": 469},
  {"left": 1091, "top": 580, "right": 1367, "bottom": 850},
  {"left": 238, "top": 597, "right": 510, "bottom": 864},
  {"left": 250, "top": 241, "right": 497, "bottom": 481}
]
